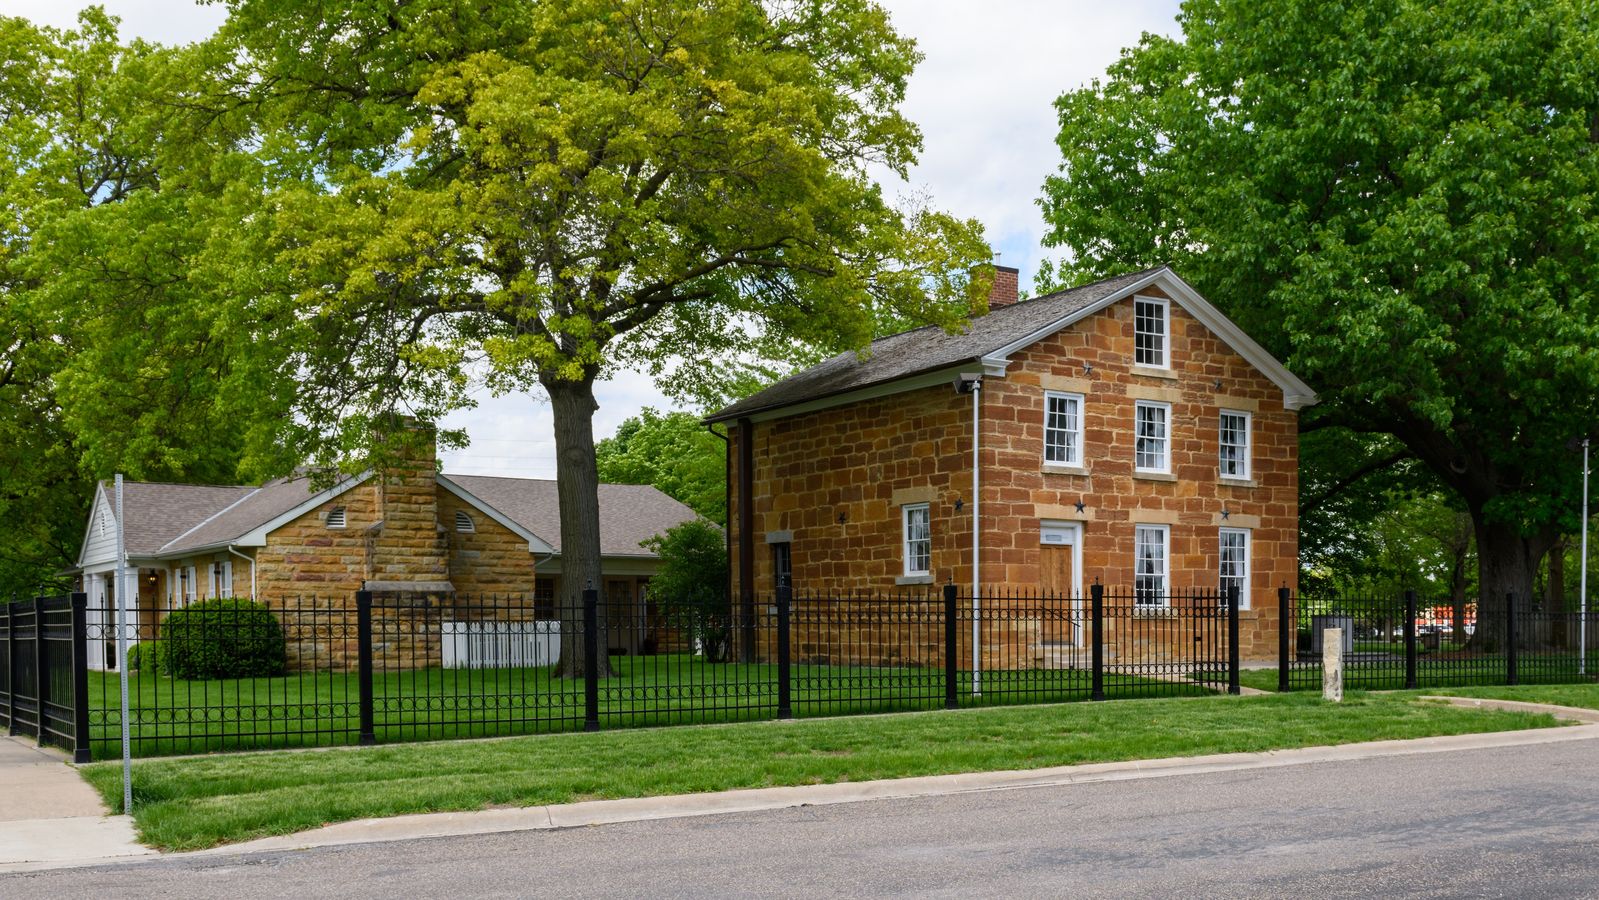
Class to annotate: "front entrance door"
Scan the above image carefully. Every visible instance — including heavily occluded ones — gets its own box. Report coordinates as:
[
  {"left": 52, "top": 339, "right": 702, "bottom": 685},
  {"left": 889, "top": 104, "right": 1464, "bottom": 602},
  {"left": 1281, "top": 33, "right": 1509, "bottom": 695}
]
[
  {"left": 1040, "top": 545, "right": 1075, "bottom": 597},
  {"left": 1040, "top": 523, "right": 1082, "bottom": 647}
]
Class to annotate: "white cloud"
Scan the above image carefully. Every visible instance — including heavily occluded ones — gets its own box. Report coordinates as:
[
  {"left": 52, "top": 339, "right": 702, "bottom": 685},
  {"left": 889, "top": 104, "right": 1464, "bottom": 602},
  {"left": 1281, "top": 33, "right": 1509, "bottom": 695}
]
[{"left": 5, "top": 0, "right": 1183, "bottom": 472}]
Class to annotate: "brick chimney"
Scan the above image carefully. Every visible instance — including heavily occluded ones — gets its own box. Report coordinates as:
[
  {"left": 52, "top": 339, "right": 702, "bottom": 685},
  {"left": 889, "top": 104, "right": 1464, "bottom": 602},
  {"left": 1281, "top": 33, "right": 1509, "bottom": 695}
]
[
  {"left": 366, "top": 418, "right": 452, "bottom": 592},
  {"left": 988, "top": 265, "right": 1020, "bottom": 310}
]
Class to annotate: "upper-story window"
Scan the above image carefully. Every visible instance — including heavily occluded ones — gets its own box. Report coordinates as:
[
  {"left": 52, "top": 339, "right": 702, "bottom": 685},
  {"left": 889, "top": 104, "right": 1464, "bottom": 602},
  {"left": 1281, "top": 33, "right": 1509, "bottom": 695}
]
[
  {"left": 1133, "top": 296, "right": 1169, "bottom": 368},
  {"left": 1044, "top": 391, "right": 1084, "bottom": 466},
  {"left": 902, "top": 503, "right": 931, "bottom": 577},
  {"left": 1219, "top": 410, "right": 1251, "bottom": 479},
  {"left": 1134, "top": 401, "right": 1171, "bottom": 473}
]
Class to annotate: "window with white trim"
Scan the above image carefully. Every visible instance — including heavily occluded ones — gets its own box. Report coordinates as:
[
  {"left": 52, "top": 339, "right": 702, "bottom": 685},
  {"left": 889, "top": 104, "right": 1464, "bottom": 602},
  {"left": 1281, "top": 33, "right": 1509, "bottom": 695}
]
[
  {"left": 1134, "top": 525, "right": 1169, "bottom": 607},
  {"left": 1044, "top": 391, "right": 1084, "bottom": 466},
  {"left": 902, "top": 503, "right": 931, "bottom": 577},
  {"left": 1219, "top": 528, "right": 1250, "bottom": 609},
  {"left": 1134, "top": 401, "right": 1171, "bottom": 473},
  {"left": 1219, "top": 410, "right": 1251, "bottom": 479},
  {"left": 181, "top": 565, "right": 197, "bottom": 605},
  {"left": 1133, "top": 296, "right": 1169, "bottom": 367},
  {"left": 209, "top": 560, "right": 232, "bottom": 598}
]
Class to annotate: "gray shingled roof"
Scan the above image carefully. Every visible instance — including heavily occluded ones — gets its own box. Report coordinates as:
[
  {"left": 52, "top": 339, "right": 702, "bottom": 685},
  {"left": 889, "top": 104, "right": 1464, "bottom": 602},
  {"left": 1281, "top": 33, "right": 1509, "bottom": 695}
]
[
  {"left": 445, "top": 475, "right": 699, "bottom": 557},
  {"left": 111, "top": 482, "right": 258, "bottom": 556},
  {"left": 706, "top": 266, "right": 1167, "bottom": 422},
  {"left": 160, "top": 475, "right": 334, "bottom": 554}
]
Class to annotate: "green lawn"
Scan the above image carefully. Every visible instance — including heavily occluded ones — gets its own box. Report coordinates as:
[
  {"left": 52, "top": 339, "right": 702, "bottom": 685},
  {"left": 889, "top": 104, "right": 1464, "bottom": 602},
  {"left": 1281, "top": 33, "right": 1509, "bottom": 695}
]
[
  {"left": 79, "top": 691, "right": 1559, "bottom": 852},
  {"left": 89, "top": 656, "right": 1214, "bottom": 758},
  {"left": 1234, "top": 651, "right": 1599, "bottom": 694}
]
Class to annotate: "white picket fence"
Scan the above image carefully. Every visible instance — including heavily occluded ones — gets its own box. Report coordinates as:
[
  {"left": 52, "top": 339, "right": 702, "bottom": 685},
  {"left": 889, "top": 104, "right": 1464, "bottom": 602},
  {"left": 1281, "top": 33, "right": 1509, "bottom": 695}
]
[{"left": 441, "top": 620, "right": 560, "bottom": 669}]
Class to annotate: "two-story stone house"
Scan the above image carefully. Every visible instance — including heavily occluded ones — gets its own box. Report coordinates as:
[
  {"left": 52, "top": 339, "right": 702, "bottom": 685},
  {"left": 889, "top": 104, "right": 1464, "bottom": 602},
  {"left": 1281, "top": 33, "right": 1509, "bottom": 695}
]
[{"left": 708, "top": 265, "right": 1316, "bottom": 661}]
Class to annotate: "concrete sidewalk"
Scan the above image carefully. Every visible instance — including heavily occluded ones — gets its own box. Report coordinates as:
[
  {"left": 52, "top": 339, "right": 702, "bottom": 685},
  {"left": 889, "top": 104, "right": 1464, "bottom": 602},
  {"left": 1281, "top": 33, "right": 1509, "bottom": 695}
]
[{"left": 0, "top": 736, "right": 153, "bottom": 871}]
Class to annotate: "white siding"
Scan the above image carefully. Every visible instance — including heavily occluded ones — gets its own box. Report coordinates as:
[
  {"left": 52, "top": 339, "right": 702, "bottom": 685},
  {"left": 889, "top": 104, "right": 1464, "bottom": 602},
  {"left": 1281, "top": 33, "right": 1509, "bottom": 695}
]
[{"left": 78, "top": 486, "right": 121, "bottom": 568}]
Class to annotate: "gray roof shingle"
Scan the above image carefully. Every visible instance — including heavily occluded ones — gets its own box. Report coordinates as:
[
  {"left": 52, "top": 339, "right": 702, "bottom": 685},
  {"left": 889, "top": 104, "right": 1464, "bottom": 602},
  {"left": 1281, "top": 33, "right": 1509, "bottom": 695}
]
[
  {"left": 160, "top": 475, "right": 334, "bottom": 554},
  {"left": 444, "top": 475, "right": 700, "bottom": 557},
  {"left": 706, "top": 267, "right": 1168, "bottom": 422},
  {"left": 109, "top": 482, "right": 258, "bottom": 556}
]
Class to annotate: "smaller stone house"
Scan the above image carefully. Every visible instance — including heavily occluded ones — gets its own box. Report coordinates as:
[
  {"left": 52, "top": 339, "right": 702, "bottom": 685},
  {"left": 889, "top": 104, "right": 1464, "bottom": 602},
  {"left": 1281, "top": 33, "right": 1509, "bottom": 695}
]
[
  {"left": 709, "top": 265, "right": 1317, "bottom": 667},
  {"left": 75, "top": 433, "right": 698, "bottom": 670}
]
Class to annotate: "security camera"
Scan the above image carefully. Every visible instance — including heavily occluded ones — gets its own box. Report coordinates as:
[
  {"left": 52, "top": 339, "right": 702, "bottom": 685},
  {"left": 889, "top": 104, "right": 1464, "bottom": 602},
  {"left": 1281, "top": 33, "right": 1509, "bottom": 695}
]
[{"left": 953, "top": 372, "right": 983, "bottom": 394}]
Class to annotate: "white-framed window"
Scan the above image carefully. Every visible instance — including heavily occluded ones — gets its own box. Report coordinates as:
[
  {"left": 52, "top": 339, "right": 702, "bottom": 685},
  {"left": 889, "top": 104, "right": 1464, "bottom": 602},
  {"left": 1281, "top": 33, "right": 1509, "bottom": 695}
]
[
  {"left": 1219, "top": 528, "right": 1250, "bottom": 609},
  {"left": 209, "top": 560, "right": 232, "bottom": 598},
  {"left": 179, "top": 565, "right": 197, "bottom": 605},
  {"left": 1135, "top": 401, "right": 1171, "bottom": 473},
  {"left": 1219, "top": 410, "right": 1251, "bottom": 479},
  {"left": 1133, "top": 296, "right": 1169, "bottom": 368},
  {"left": 327, "top": 506, "right": 346, "bottom": 529},
  {"left": 1134, "top": 524, "right": 1169, "bottom": 607},
  {"left": 902, "top": 503, "right": 931, "bottom": 577},
  {"left": 1044, "top": 391, "right": 1084, "bottom": 466}
]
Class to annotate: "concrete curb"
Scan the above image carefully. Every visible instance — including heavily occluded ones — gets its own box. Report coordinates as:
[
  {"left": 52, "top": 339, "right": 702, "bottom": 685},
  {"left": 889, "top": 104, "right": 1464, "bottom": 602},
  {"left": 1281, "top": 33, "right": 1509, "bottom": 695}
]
[{"left": 7, "top": 696, "right": 1593, "bottom": 873}]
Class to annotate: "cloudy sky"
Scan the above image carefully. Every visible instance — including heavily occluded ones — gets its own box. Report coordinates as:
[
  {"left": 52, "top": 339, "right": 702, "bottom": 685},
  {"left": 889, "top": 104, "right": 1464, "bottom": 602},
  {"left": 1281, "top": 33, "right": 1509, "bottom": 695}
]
[{"left": 4, "top": 0, "right": 1183, "bottom": 477}]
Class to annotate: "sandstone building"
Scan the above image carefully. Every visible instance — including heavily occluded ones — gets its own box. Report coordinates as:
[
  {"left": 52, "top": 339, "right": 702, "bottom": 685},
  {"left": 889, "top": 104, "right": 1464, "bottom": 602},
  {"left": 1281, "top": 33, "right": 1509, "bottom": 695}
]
[{"left": 708, "top": 266, "right": 1316, "bottom": 663}]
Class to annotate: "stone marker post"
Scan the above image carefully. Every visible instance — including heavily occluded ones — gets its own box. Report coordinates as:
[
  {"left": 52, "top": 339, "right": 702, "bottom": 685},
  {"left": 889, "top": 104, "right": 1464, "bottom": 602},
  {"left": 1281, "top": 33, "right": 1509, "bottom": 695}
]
[{"left": 1322, "top": 627, "right": 1344, "bottom": 702}]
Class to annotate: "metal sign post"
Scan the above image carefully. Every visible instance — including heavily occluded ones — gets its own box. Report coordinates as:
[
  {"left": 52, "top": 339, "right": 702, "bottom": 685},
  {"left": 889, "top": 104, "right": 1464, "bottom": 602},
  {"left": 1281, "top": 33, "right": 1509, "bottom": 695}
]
[
  {"left": 1581, "top": 439, "right": 1589, "bottom": 676},
  {"left": 114, "top": 475, "right": 132, "bottom": 814}
]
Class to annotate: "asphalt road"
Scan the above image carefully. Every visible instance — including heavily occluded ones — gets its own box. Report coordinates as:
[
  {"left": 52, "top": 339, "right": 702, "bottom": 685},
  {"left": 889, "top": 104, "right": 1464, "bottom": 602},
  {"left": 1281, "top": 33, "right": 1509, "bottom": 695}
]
[{"left": 7, "top": 739, "right": 1599, "bottom": 899}]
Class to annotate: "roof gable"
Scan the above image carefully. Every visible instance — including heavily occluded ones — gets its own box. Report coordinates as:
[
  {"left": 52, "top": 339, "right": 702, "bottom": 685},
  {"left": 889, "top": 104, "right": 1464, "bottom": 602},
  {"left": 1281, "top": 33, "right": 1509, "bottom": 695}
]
[
  {"left": 442, "top": 475, "right": 700, "bottom": 558},
  {"left": 706, "top": 266, "right": 1316, "bottom": 422}
]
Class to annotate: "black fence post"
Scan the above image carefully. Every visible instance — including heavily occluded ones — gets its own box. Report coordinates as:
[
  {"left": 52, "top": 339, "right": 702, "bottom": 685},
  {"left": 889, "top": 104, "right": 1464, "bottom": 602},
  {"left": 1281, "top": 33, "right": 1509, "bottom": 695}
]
[
  {"left": 1505, "top": 592, "right": 1519, "bottom": 686},
  {"left": 1091, "top": 582, "right": 1105, "bottom": 701},
  {"left": 1277, "top": 587, "right": 1291, "bottom": 693},
  {"left": 943, "top": 584, "right": 958, "bottom": 710},
  {"left": 1227, "top": 586, "right": 1241, "bottom": 695},
  {"left": 70, "top": 593, "right": 90, "bottom": 764},
  {"left": 33, "top": 595, "right": 46, "bottom": 734},
  {"left": 1403, "top": 590, "right": 1418, "bottom": 690},
  {"left": 355, "top": 591, "right": 376, "bottom": 746},
  {"left": 776, "top": 582, "right": 792, "bottom": 720},
  {"left": 583, "top": 588, "right": 601, "bottom": 732},
  {"left": 6, "top": 600, "right": 16, "bottom": 736}
]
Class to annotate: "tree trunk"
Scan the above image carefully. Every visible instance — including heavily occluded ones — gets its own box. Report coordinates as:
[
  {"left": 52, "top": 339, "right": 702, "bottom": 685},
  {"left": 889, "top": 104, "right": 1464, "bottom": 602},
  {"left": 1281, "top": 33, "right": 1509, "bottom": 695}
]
[
  {"left": 546, "top": 373, "right": 613, "bottom": 679},
  {"left": 1547, "top": 538, "right": 1569, "bottom": 646},
  {"left": 1472, "top": 511, "right": 1556, "bottom": 652}
]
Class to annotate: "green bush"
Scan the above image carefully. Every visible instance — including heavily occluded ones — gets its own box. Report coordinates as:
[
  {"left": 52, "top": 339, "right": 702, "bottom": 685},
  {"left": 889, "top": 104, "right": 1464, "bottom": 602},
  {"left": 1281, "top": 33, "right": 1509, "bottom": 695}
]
[
  {"left": 160, "top": 597, "right": 287, "bottom": 680},
  {"left": 126, "top": 640, "right": 165, "bottom": 674}
]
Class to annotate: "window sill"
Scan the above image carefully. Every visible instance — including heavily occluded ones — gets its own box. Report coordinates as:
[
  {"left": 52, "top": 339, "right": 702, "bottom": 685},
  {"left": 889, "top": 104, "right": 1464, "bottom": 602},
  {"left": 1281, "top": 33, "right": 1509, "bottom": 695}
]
[
  {"left": 896, "top": 574, "right": 933, "bottom": 586},
  {"left": 1133, "top": 470, "right": 1176, "bottom": 482},
  {"left": 1218, "top": 477, "right": 1257, "bottom": 488},
  {"left": 1131, "top": 365, "right": 1178, "bottom": 381},
  {"left": 1042, "top": 464, "right": 1090, "bottom": 477}
]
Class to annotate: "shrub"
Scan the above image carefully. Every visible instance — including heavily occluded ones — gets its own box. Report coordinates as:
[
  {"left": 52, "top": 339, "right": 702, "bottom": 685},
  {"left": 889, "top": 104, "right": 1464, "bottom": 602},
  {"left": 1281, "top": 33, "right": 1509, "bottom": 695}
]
[
  {"left": 125, "top": 640, "right": 165, "bottom": 674},
  {"left": 642, "top": 519, "right": 731, "bottom": 662},
  {"left": 160, "top": 597, "right": 287, "bottom": 680}
]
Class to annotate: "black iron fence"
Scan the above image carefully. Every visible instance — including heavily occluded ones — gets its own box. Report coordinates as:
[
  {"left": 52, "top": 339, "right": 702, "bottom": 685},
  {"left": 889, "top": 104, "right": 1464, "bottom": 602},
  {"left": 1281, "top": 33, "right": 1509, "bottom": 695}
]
[
  {"left": 1278, "top": 589, "right": 1599, "bottom": 691},
  {"left": 1, "top": 594, "right": 91, "bottom": 762},
  {"left": 70, "top": 585, "right": 1240, "bottom": 758}
]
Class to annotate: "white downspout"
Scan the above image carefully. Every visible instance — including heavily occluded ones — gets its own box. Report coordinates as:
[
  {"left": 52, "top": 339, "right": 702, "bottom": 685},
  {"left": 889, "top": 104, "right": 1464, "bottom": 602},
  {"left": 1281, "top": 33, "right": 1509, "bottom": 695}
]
[
  {"left": 971, "top": 377, "right": 982, "bottom": 697},
  {"left": 1581, "top": 438, "right": 1589, "bottom": 676},
  {"left": 227, "top": 545, "right": 256, "bottom": 600}
]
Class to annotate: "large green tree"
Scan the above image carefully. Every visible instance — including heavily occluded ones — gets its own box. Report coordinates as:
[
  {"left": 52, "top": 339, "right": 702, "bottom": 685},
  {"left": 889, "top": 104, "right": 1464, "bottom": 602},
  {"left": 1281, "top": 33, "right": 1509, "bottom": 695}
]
[
  {"left": 0, "top": 12, "right": 252, "bottom": 592},
  {"left": 1039, "top": 0, "right": 1599, "bottom": 633},
  {"left": 212, "top": 0, "right": 991, "bottom": 674},
  {"left": 596, "top": 408, "right": 727, "bottom": 524}
]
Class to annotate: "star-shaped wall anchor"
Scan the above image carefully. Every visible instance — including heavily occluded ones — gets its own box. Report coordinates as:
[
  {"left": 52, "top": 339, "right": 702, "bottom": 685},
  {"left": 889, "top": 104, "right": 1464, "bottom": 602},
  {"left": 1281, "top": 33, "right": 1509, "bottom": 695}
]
[
  {"left": 1221, "top": 507, "right": 1231, "bottom": 520},
  {"left": 1074, "top": 500, "right": 1086, "bottom": 513},
  {"left": 1082, "top": 362, "right": 1093, "bottom": 376},
  {"left": 1213, "top": 379, "right": 1224, "bottom": 391}
]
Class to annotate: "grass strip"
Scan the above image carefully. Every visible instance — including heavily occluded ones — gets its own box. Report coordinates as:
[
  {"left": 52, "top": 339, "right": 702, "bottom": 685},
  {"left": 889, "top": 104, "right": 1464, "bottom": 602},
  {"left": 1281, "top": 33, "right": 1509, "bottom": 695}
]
[{"left": 80, "top": 692, "right": 1557, "bottom": 852}]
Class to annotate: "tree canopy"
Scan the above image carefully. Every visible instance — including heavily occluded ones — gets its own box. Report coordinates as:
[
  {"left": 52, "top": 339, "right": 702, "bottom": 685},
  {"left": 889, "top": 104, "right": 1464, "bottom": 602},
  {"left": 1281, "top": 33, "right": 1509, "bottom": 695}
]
[
  {"left": 1039, "top": 0, "right": 1599, "bottom": 612},
  {"left": 596, "top": 408, "right": 727, "bottom": 524},
  {"left": 201, "top": 0, "right": 990, "bottom": 673}
]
